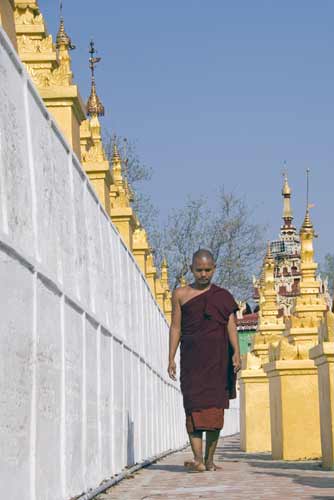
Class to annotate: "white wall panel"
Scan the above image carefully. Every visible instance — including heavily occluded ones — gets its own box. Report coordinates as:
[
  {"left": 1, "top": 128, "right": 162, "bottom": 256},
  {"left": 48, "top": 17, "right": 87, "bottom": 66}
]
[
  {"left": 100, "top": 328, "right": 112, "bottom": 478},
  {"left": 0, "top": 39, "right": 33, "bottom": 255},
  {"left": 35, "top": 277, "right": 62, "bottom": 500},
  {"left": 0, "top": 250, "right": 34, "bottom": 500},
  {"left": 64, "top": 300, "right": 84, "bottom": 497},
  {"left": 85, "top": 316, "right": 99, "bottom": 488}
]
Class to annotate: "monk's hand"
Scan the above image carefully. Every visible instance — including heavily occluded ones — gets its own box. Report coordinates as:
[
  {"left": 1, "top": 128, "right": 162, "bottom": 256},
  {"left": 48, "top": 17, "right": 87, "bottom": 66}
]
[
  {"left": 168, "top": 360, "right": 177, "bottom": 381},
  {"left": 232, "top": 352, "right": 241, "bottom": 373}
]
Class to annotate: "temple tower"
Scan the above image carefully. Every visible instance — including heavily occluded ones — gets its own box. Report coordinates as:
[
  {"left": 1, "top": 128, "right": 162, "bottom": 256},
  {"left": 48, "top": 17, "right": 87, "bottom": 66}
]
[
  {"left": 269, "top": 173, "right": 301, "bottom": 316},
  {"left": 239, "top": 244, "right": 285, "bottom": 452},
  {"left": 145, "top": 250, "right": 158, "bottom": 297},
  {"left": 109, "top": 143, "right": 136, "bottom": 250},
  {"left": 81, "top": 40, "right": 112, "bottom": 214},
  {"left": 264, "top": 207, "right": 327, "bottom": 460},
  {"left": 13, "top": 0, "right": 86, "bottom": 158}
]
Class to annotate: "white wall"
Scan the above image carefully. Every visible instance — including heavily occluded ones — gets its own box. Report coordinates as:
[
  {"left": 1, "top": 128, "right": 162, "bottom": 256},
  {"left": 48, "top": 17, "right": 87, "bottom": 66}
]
[
  {"left": 221, "top": 391, "right": 240, "bottom": 437},
  {"left": 0, "top": 28, "right": 186, "bottom": 500}
]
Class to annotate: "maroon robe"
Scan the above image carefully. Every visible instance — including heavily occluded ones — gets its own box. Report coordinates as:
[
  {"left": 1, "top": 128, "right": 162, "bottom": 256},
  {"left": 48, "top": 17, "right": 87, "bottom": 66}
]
[{"left": 180, "top": 284, "right": 238, "bottom": 417}]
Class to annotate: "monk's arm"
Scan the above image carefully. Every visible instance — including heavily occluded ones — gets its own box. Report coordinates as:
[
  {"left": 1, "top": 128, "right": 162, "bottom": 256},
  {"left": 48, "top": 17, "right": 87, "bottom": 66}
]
[
  {"left": 167, "top": 290, "right": 182, "bottom": 381},
  {"left": 227, "top": 313, "right": 241, "bottom": 372}
]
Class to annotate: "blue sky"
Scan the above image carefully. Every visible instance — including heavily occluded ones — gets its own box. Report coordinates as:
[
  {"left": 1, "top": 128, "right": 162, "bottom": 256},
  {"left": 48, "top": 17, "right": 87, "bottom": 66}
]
[{"left": 41, "top": 1, "right": 334, "bottom": 264}]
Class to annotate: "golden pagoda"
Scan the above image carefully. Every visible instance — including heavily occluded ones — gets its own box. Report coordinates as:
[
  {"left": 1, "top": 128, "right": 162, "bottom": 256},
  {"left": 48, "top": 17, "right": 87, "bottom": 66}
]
[
  {"left": 132, "top": 217, "right": 150, "bottom": 275},
  {"left": 109, "top": 142, "right": 136, "bottom": 249},
  {"left": 239, "top": 243, "right": 285, "bottom": 452},
  {"left": 264, "top": 203, "right": 327, "bottom": 460},
  {"left": 13, "top": 0, "right": 86, "bottom": 158},
  {"left": 145, "top": 250, "right": 158, "bottom": 296},
  {"left": 81, "top": 40, "right": 111, "bottom": 214}
]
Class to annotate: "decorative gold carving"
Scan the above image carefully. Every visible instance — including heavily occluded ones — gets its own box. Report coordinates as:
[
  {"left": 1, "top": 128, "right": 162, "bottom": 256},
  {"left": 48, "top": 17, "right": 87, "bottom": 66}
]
[
  {"left": 318, "top": 311, "right": 334, "bottom": 343},
  {"left": 82, "top": 143, "right": 106, "bottom": 163},
  {"left": 17, "top": 33, "right": 53, "bottom": 53},
  {"left": 269, "top": 337, "right": 298, "bottom": 361},
  {"left": 242, "top": 352, "right": 262, "bottom": 370},
  {"left": 133, "top": 221, "right": 149, "bottom": 248},
  {"left": 14, "top": 6, "right": 43, "bottom": 26},
  {"left": 27, "top": 62, "right": 71, "bottom": 88}
]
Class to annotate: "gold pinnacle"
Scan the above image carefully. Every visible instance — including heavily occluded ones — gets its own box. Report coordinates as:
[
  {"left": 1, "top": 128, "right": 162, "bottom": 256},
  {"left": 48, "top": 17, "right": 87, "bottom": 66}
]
[
  {"left": 56, "top": 2, "right": 75, "bottom": 50},
  {"left": 86, "top": 39, "right": 105, "bottom": 117},
  {"left": 112, "top": 142, "right": 121, "bottom": 162}
]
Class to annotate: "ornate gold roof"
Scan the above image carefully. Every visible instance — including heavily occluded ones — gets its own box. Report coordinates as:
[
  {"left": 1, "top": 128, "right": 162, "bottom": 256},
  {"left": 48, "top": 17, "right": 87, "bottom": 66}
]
[
  {"left": 300, "top": 208, "right": 314, "bottom": 234},
  {"left": 56, "top": 18, "right": 75, "bottom": 50},
  {"left": 87, "top": 80, "right": 105, "bottom": 117}
]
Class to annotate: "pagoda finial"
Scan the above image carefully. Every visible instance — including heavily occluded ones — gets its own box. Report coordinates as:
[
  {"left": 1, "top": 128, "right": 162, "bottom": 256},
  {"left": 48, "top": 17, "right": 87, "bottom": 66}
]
[
  {"left": 161, "top": 257, "right": 170, "bottom": 290},
  {"left": 301, "top": 169, "right": 315, "bottom": 235},
  {"left": 281, "top": 166, "right": 293, "bottom": 224},
  {"left": 86, "top": 39, "right": 105, "bottom": 117},
  {"left": 265, "top": 241, "right": 273, "bottom": 261},
  {"left": 179, "top": 275, "right": 187, "bottom": 287},
  {"left": 112, "top": 141, "right": 121, "bottom": 163},
  {"left": 56, "top": 1, "right": 75, "bottom": 50}
]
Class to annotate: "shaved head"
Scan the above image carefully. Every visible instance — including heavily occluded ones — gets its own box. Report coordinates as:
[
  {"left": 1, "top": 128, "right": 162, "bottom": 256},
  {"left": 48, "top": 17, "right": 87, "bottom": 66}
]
[{"left": 192, "top": 249, "right": 215, "bottom": 265}]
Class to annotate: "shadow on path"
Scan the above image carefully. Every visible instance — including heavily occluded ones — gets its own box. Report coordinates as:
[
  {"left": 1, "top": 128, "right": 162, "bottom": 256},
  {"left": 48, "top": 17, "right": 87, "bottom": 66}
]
[
  {"left": 214, "top": 434, "right": 334, "bottom": 496},
  {"left": 251, "top": 470, "right": 334, "bottom": 489},
  {"left": 147, "top": 464, "right": 186, "bottom": 473}
]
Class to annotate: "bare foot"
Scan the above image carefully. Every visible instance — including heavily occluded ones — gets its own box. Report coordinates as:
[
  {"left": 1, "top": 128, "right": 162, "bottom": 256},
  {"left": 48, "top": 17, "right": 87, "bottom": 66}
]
[
  {"left": 205, "top": 462, "right": 222, "bottom": 471},
  {"left": 184, "top": 460, "right": 206, "bottom": 472}
]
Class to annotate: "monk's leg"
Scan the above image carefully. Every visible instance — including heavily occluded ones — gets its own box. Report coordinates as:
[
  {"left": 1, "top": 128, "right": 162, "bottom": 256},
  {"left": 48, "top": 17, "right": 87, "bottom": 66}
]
[
  {"left": 204, "top": 430, "right": 220, "bottom": 470},
  {"left": 188, "top": 430, "right": 205, "bottom": 466}
]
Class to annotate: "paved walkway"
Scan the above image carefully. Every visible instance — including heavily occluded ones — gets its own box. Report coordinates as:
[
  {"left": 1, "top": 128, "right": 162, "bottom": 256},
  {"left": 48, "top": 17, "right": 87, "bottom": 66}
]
[{"left": 97, "top": 434, "right": 334, "bottom": 500}]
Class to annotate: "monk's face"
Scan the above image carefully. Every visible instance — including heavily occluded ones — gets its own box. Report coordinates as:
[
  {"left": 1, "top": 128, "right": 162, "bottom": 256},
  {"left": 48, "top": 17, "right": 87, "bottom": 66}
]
[{"left": 190, "top": 257, "right": 216, "bottom": 287}]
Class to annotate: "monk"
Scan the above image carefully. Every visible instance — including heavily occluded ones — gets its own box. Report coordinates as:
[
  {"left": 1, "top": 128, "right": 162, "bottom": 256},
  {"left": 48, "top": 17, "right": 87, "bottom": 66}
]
[{"left": 168, "top": 249, "right": 241, "bottom": 472}]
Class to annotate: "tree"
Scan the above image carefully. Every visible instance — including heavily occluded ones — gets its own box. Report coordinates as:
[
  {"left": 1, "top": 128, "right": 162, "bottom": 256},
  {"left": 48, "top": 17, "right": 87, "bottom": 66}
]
[
  {"left": 103, "top": 131, "right": 160, "bottom": 236},
  {"left": 158, "top": 190, "right": 265, "bottom": 300},
  {"left": 103, "top": 131, "right": 265, "bottom": 300},
  {"left": 320, "top": 253, "right": 334, "bottom": 296}
]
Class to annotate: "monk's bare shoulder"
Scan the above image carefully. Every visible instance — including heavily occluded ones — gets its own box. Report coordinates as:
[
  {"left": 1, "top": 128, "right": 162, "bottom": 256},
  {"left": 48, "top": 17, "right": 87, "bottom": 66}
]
[
  {"left": 173, "top": 285, "right": 193, "bottom": 307},
  {"left": 172, "top": 287, "right": 183, "bottom": 305}
]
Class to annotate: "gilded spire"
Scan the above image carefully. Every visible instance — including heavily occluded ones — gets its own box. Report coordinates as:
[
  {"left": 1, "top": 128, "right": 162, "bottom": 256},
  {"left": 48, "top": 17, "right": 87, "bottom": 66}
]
[
  {"left": 300, "top": 170, "right": 315, "bottom": 236},
  {"left": 282, "top": 171, "right": 293, "bottom": 224},
  {"left": 161, "top": 257, "right": 169, "bottom": 290},
  {"left": 87, "top": 39, "right": 105, "bottom": 117},
  {"left": 112, "top": 142, "right": 121, "bottom": 163},
  {"left": 179, "top": 275, "right": 187, "bottom": 287},
  {"left": 56, "top": 2, "right": 75, "bottom": 50},
  {"left": 301, "top": 208, "right": 314, "bottom": 234},
  {"left": 265, "top": 241, "right": 273, "bottom": 262}
]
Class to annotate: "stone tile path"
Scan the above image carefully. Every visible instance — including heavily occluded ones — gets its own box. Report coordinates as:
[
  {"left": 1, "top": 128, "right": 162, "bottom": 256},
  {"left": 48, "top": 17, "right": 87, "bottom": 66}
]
[{"left": 97, "top": 434, "right": 334, "bottom": 500}]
